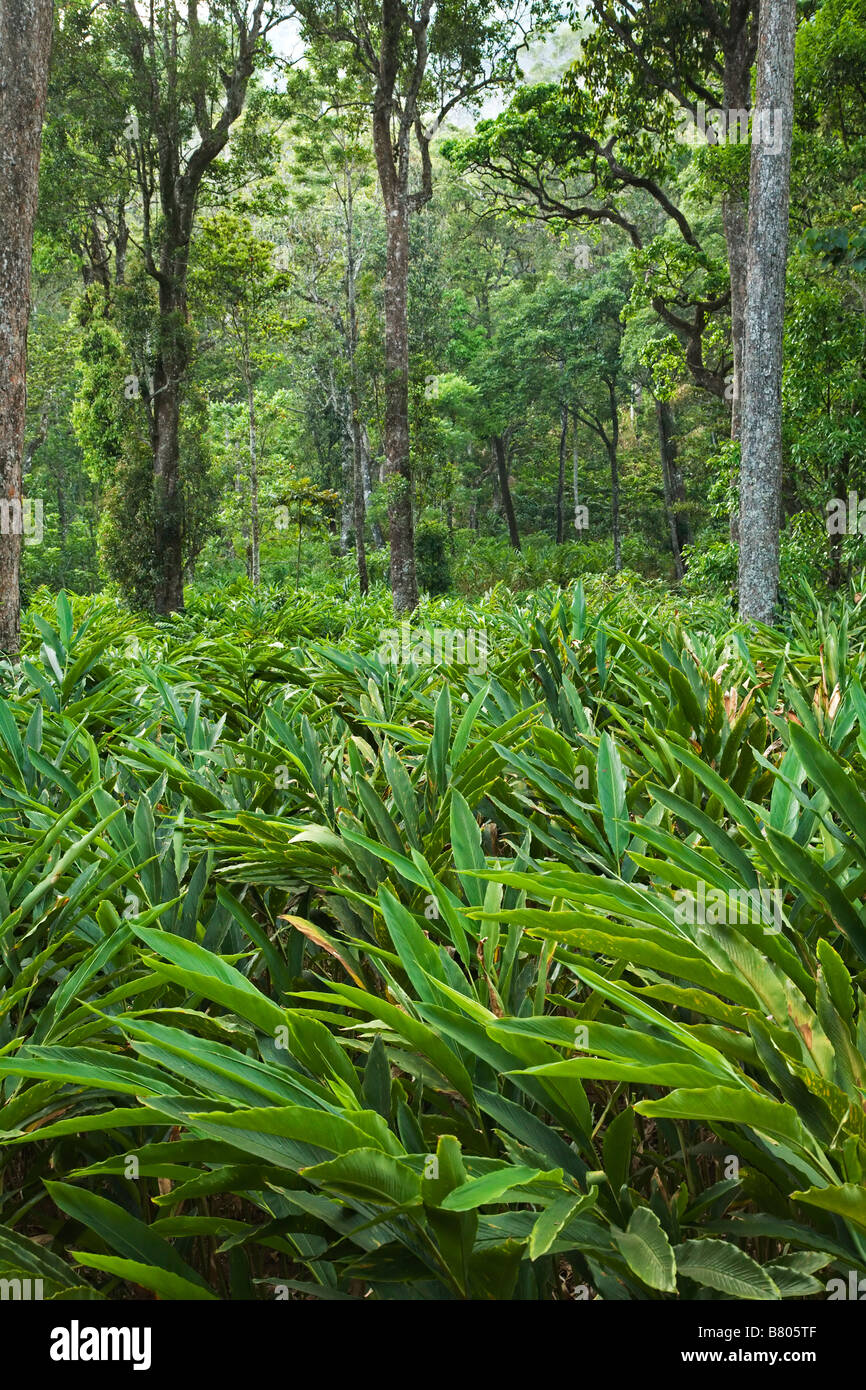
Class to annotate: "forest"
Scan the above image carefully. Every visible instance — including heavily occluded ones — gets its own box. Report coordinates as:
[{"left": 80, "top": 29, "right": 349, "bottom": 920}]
[{"left": 0, "top": 0, "right": 865, "bottom": 1318}]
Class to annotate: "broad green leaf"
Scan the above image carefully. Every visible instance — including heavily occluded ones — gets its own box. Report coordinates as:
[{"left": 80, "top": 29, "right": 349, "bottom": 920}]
[
  {"left": 613, "top": 1206, "right": 676, "bottom": 1293},
  {"left": 675, "top": 1239, "right": 780, "bottom": 1300},
  {"left": 440, "top": 1165, "right": 562, "bottom": 1211},
  {"left": 70, "top": 1253, "right": 217, "bottom": 1300},
  {"left": 45, "top": 1182, "right": 210, "bottom": 1290}
]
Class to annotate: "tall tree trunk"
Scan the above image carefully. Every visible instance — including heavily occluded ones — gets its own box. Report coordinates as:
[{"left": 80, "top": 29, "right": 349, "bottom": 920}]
[
  {"left": 247, "top": 377, "right": 260, "bottom": 587},
  {"left": 738, "top": 0, "right": 796, "bottom": 624},
  {"left": 608, "top": 385, "right": 622, "bottom": 573},
  {"left": 492, "top": 433, "right": 521, "bottom": 550},
  {"left": 381, "top": 195, "right": 418, "bottom": 613},
  {"left": 556, "top": 405, "right": 568, "bottom": 544},
  {"left": 366, "top": 0, "right": 435, "bottom": 615},
  {"left": 122, "top": 1, "right": 268, "bottom": 615},
  {"left": 351, "top": 408, "right": 369, "bottom": 596},
  {"left": 345, "top": 176, "right": 368, "bottom": 595},
  {"left": 656, "top": 398, "right": 691, "bottom": 580},
  {"left": 0, "top": 0, "right": 52, "bottom": 656},
  {"left": 151, "top": 281, "right": 187, "bottom": 614}
]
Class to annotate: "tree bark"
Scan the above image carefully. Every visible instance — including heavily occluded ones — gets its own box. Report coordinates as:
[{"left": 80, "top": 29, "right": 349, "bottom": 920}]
[
  {"left": 380, "top": 192, "right": 418, "bottom": 612},
  {"left": 656, "top": 398, "right": 691, "bottom": 580},
  {"left": 351, "top": 408, "right": 369, "bottom": 595},
  {"left": 345, "top": 174, "right": 368, "bottom": 594},
  {"left": 0, "top": 0, "right": 52, "bottom": 656},
  {"left": 492, "top": 433, "right": 521, "bottom": 550},
  {"left": 151, "top": 286, "right": 186, "bottom": 614},
  {"left": 572, "top": 416, "right": 581, "bottom": 537},
  {"left": 609, "top": 384, "right": 622, "bottom": 573},
  {"left": 737, "top": 0, "right": 796, "bottom": 624}
]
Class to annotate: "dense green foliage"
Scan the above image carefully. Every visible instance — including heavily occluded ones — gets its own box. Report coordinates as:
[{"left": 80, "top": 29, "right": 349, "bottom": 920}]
[
  {"left": 22, "top": 3, "right": 866, "bottom": 611},
  {"left": 1, "top": 579, "right": 865, "bottom": 1299},
  {"left": 5, "top": 0, "right": 866, "bottom": 1309}
]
